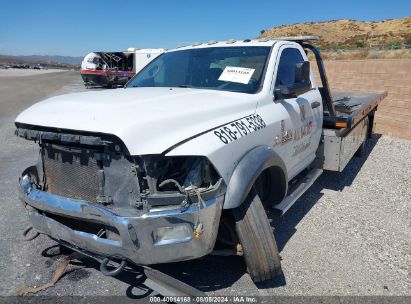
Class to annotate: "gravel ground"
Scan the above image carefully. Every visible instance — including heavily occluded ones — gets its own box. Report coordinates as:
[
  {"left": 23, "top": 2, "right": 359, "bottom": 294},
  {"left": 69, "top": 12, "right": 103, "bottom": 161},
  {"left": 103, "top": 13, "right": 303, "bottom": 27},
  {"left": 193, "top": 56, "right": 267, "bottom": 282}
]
[{"left": 0, "top": 72, "right": 409, "bottom": 299}]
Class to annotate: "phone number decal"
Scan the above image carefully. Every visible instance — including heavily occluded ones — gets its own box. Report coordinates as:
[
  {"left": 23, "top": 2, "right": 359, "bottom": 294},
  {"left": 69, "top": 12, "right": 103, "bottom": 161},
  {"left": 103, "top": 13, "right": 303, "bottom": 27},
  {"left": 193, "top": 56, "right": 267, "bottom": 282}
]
[{"left": 214, "top": 114, "right": 266, "bottom": 144}]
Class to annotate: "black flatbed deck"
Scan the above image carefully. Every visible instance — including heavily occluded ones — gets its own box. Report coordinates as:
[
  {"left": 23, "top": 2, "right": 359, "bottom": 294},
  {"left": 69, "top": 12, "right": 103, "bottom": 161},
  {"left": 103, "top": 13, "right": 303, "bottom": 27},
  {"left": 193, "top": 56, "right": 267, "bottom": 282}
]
[
  {"left": 300, "top": 43, "right": 386, "bottom": 136},
  {"left": 323, "top": 91, "right": 387, "bottom": 135}
]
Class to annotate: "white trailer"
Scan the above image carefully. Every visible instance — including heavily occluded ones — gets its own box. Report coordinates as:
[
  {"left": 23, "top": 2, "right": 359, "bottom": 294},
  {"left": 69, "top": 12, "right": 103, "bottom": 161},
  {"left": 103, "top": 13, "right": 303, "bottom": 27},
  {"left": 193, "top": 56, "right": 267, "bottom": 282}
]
[{"left": 80, "top": 48, "right": 164, "bottom": 88}]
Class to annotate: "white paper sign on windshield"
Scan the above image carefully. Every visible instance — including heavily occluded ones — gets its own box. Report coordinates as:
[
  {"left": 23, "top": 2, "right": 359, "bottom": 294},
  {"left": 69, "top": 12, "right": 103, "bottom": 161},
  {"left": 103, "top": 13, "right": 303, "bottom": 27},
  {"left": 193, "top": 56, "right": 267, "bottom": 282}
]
[{"left": 218, "top": 66, "right": 255, "bottom": 84}]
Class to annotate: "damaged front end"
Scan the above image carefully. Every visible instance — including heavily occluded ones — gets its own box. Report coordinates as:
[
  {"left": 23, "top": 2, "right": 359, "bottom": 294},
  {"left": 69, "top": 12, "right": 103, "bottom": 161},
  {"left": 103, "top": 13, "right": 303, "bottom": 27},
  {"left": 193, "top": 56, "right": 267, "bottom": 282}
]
[{"left": 16, "top": 125, "right": 225, "bottom": 265}]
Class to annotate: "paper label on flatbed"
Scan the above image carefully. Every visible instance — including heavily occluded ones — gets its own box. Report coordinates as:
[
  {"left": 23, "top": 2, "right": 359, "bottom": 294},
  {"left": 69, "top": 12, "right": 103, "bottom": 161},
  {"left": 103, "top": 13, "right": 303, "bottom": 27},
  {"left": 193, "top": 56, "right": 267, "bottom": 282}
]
[{"left": 218, "top": 66, "right": 255, "bottom": 84}]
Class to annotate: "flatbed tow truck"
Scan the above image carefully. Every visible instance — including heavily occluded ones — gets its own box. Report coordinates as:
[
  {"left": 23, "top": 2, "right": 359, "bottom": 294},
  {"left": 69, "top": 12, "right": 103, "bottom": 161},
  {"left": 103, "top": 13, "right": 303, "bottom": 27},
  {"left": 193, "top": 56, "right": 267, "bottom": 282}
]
[{"left": 15, "top": 37, "right": 386, "bottom": 298}]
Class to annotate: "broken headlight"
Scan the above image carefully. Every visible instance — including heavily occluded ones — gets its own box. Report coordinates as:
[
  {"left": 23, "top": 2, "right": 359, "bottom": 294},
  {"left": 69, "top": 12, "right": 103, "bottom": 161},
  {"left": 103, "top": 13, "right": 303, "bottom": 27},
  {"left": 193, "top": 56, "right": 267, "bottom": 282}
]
[{"left": 136, "top": 156, "right": 223, "bottom": 207}]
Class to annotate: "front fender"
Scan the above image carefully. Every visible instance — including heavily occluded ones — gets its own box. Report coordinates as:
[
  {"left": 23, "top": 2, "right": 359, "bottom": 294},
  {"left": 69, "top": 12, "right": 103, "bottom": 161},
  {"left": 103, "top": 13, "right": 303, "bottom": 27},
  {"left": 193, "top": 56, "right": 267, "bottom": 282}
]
[{"left": 223, "top": 145, "right": 287, "bottom": 209}]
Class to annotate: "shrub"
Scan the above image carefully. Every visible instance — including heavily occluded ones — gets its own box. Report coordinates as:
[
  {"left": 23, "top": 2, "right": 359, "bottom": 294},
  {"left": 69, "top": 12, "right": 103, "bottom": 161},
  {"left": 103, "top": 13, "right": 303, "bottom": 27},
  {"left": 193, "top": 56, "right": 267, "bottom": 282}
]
[
  {"left": 404, "top": 35, "right": 411, "bottom": 45},
  {"left": 387, "top": 40, "right": 401, "bottom": 49},
  {"left": 354, "top": 41, "right": 365, "bottom": 48}
]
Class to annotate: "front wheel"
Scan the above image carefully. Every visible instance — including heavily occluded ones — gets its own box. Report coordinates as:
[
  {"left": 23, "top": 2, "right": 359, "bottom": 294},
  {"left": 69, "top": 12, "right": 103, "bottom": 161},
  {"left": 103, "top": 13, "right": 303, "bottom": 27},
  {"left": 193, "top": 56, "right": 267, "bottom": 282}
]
[{"left": 232, "top": 188, "right": 282, "bottom": 283}]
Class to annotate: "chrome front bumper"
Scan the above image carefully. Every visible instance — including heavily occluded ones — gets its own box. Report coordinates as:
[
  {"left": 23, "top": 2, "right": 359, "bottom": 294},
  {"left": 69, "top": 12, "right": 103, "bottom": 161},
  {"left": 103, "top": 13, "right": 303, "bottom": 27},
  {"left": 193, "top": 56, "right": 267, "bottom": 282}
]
[{"left": 19, "top": 176, "right": 223, "bottom": 265}]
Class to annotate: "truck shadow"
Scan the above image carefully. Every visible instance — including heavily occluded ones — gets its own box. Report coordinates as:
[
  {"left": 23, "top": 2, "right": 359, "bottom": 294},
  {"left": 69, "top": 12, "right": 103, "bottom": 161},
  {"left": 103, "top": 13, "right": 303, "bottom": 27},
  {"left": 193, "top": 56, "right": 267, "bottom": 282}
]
[
  {"left": 245, "top": 134, "right": 381, "bottom": 290},
  {"left": 42, "top": 135, "right": 380, "bottom": 295},
  {"left": 272, "top": 133, "right": 381, "bottom": 252}
]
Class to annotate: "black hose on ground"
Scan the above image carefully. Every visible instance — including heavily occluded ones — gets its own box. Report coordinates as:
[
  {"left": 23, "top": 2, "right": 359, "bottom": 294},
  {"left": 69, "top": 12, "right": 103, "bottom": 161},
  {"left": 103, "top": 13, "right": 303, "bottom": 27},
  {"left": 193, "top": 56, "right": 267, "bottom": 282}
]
[
  {"left": 100, "top": 258, "right": 127, "bottom": 277},
  {"left": 22, "top": 226, "right": 40, "bottom": 241}
]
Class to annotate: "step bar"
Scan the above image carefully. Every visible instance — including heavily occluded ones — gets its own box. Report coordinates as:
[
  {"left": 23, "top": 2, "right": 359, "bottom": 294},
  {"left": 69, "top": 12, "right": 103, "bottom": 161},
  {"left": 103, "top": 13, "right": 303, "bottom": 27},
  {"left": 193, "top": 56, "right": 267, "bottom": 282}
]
[{"left": 274, "top": 169, "right": 323, "bottom": 215}]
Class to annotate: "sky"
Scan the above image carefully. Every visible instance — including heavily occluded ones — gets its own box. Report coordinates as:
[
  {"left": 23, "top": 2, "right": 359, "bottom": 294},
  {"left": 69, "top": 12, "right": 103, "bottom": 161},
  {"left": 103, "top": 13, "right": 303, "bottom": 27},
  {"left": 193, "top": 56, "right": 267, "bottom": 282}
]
[{"left": 0, "top": 0, "right": 410, "bottom": 57}]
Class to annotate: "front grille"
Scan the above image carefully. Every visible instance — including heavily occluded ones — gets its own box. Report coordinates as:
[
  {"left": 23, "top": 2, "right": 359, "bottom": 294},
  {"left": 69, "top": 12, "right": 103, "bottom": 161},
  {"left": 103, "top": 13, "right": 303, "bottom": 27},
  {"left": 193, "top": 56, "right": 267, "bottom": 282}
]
[{"left": 42, "top": 144, "right": 99, "bottom": 202}]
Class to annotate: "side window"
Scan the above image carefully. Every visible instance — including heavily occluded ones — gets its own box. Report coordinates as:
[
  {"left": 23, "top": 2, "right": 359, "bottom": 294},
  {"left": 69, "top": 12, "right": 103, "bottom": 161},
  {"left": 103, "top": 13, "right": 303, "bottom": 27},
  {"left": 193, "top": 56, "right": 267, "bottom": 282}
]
[{"left": 275, "top": 48, "right": 304, "bottom": 87}]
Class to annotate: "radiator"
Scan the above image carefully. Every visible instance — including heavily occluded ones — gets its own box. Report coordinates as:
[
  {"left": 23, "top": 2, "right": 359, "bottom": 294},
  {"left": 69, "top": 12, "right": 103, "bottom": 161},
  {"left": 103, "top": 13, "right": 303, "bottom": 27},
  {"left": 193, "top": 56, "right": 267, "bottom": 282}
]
[{"left": 42, "top": 144, "right": 99, "bottom": 203}]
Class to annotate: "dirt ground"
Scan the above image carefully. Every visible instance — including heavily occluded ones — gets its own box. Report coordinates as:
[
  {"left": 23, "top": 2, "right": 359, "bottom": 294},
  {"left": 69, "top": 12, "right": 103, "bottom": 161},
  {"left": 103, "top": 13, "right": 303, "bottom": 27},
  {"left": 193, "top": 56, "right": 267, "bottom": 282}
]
[{"left": 0, "top": 68, "right": 69, "bottom": 77}]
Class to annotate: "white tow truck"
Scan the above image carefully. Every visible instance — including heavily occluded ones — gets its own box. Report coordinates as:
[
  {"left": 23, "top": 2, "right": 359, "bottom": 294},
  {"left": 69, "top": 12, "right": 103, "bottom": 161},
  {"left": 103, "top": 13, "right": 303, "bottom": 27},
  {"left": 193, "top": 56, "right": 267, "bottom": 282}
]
[{"left": 15, "top": 37, "right": 386, "bottom": 288}]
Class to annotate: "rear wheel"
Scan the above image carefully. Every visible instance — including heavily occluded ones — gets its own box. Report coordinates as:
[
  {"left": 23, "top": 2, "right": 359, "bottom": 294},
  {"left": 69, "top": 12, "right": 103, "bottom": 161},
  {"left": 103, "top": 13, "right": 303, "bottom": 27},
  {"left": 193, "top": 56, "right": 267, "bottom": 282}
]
[
  {"left": 232, "top": 188, "right": 282, "bottom": 283},
  {"left": 355, "top": 117, "right": 369, "bottom": 157},
  {"left": 355, "top": 139, "right": 366, "bottom": 157}
]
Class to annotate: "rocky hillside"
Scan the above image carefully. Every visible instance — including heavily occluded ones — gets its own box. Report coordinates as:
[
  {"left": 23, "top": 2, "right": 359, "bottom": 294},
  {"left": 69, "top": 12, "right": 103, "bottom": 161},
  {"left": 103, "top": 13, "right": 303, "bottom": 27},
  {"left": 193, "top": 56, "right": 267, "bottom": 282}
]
[{"left": 258, "top": 16, "right": 411, "bottom": 49}]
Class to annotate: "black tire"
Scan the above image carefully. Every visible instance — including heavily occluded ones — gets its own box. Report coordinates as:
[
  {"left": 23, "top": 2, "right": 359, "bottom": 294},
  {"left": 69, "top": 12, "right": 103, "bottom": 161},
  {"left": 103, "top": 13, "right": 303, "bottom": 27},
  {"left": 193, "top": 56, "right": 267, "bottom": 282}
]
[
  {"left": 232, "top": 188, "right": 282, "bottom": 283},
  {"left": 354, "top": 140, "right": 366, "bottom": 157},
  {"left": 355, "top": 117, "right": 369, "bottom": 157}
]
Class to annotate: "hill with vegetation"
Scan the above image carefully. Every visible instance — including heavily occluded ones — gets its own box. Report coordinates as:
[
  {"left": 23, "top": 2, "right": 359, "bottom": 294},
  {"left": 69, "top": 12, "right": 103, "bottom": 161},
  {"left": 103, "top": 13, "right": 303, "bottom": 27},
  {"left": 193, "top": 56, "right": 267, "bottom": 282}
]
[{"left": 258, "top": 16, "right": 411, "bottom": 49}]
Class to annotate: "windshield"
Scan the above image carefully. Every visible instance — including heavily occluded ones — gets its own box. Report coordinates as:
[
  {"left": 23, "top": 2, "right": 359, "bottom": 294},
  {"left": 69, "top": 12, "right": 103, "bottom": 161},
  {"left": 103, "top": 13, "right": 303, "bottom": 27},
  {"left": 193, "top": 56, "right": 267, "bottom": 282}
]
[{"left": 126, "top": 46, "right": 271, "bottom": 93}]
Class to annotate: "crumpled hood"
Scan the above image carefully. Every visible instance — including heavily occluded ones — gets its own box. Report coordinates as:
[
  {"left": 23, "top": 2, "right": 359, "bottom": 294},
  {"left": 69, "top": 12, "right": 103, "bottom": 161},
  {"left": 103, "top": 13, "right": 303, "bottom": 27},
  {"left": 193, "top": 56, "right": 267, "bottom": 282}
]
[{"left": 15, "top": 87, "right": 258, "bottom": 155}]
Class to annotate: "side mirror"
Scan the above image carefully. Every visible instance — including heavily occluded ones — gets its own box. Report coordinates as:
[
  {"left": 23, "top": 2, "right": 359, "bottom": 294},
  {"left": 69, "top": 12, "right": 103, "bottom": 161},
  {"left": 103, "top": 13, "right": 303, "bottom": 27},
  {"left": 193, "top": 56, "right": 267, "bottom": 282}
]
[
  {"left": 295, "top": 61, "right": 310, "bottom": 83},
  {"left": 275, "top": 61, "right": 312, "bottom": 99}
]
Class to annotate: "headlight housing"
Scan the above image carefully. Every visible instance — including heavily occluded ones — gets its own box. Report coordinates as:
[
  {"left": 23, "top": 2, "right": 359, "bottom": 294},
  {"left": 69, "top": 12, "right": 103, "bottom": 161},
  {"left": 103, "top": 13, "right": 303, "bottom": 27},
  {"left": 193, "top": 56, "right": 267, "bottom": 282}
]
[{"left": 135, "top": 155, "right": 224, "bottom": 207}]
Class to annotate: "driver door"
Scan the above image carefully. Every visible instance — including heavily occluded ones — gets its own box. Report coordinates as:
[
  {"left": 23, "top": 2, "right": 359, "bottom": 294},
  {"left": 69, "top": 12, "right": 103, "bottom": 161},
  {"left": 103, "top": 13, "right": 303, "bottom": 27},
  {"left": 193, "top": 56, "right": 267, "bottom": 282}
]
[{"left": 273, "top": 45, "right": 322, "bottom": 179}]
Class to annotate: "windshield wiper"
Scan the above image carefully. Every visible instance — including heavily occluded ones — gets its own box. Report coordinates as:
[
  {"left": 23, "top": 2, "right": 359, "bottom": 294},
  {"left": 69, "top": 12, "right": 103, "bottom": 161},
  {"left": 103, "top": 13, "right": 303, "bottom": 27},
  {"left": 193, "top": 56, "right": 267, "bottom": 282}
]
[{"left": 177, "top": 84, "right": 192, "bottom": 88}]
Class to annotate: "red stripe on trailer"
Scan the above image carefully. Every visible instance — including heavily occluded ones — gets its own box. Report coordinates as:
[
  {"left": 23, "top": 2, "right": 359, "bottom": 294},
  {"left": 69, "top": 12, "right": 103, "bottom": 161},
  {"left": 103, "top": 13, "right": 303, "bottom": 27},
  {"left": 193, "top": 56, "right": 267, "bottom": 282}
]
[{"left": 80, "top": 69, "right": 135, "bottom": 76}]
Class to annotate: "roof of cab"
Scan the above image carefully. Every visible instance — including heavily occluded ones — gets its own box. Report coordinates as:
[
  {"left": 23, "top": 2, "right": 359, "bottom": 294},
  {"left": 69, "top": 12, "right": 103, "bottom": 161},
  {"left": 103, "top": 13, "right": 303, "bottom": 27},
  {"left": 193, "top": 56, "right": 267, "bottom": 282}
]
[{"left": 166, "top": 36, "right": 319, "bottom": 52}]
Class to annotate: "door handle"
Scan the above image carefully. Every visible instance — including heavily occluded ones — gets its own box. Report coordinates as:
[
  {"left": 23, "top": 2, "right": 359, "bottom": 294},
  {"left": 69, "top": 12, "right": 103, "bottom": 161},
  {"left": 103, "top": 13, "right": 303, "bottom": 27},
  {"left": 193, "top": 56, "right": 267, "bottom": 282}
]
[{"left": 311, "top": 101, "right": 321, "bottom": 109}]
